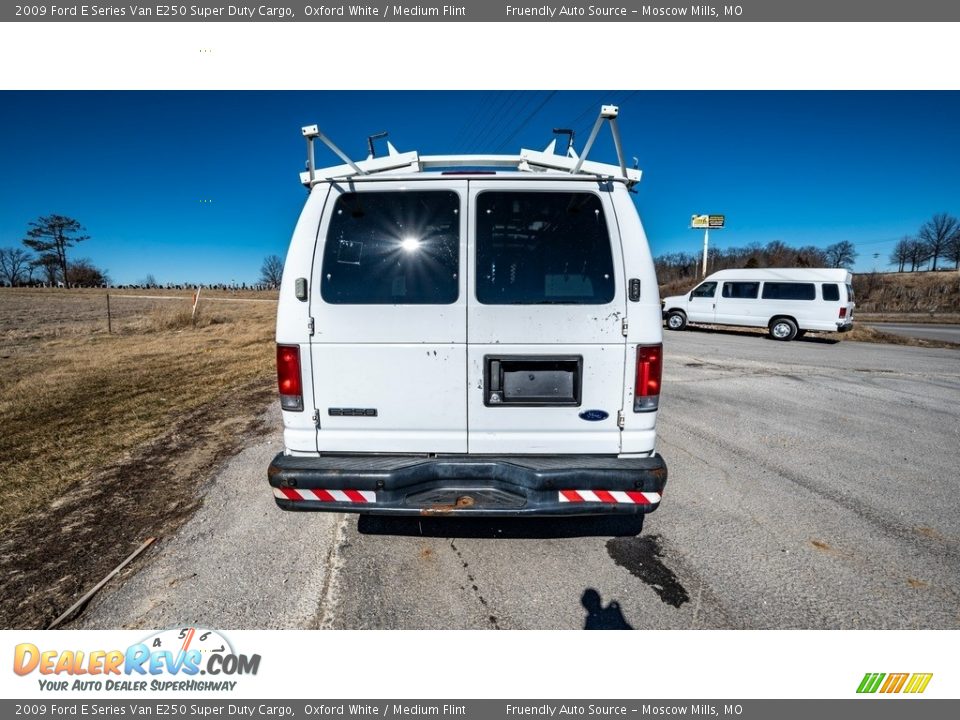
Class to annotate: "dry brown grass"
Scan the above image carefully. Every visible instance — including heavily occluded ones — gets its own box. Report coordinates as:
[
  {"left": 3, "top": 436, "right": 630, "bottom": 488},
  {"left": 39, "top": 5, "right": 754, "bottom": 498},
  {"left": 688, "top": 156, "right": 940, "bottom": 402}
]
[
  {"left": 0, "top": 288, "right": 276, "bottom": 529},
  {"left": 840, "top": 325, "right": 960, "bottom": 349},
  {"left": 853, "top": 270, "right": 960, "bottom": 313},
  {"left": 856, "top": 312, "right": 960, "bottom": 325}
]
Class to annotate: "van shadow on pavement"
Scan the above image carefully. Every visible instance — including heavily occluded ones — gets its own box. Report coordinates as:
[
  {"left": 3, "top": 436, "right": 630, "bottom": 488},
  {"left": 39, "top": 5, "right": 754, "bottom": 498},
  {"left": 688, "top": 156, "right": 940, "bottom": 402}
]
[
  {"left": 667, "top": 324, "right": 839, "bottom": 344},
  {"left": 356, "top": 514, "right": 645, "bottom": 539}
]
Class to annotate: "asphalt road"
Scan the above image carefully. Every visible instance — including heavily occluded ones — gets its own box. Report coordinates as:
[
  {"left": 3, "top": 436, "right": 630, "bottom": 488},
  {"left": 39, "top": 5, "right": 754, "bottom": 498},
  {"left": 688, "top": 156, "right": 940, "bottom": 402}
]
[
  {"left": 866, "top": 322, "right": 960, "bottom": 343},
  {"left": 76, "top": 330, "right": 960, "bottom": 630}
]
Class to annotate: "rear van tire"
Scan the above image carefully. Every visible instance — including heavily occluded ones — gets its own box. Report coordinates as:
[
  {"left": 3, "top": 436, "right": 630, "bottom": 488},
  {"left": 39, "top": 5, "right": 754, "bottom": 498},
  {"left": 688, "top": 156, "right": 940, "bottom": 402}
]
[
  {"left": 666, "top": 311, "right": 687, "bottom": 331},
  {"left": 768, "top": 317, "right": 798, "bottom": 341}
]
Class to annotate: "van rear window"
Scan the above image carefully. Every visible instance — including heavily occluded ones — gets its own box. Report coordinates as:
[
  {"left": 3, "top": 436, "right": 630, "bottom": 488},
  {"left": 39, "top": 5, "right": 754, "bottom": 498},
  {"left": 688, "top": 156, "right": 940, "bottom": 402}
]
[
  {"left": 320, "top": 191, "right": 460, "bottom": 305},
  {"left": 761, "top": 282, "right": 816, "bottom": 301},
  {"left": 475, "top": 191, "right": 615, "bottom": 305}
]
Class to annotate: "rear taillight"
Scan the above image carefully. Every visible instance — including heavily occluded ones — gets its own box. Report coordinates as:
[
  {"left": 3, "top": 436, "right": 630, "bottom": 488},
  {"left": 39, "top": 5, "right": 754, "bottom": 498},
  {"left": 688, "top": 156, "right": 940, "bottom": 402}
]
[
  {"left": 839, "top": 307, "right": 847, "bottom": 319},
  {"left": 634, "top": 344, "right": 662, "bottom": 412},
  {"left": 276, "top": 344, "right": 303, "bottom": 411}
]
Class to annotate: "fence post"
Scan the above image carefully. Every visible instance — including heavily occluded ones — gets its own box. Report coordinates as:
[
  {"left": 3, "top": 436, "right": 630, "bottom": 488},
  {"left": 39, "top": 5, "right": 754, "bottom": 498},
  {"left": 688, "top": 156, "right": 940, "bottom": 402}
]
[
  {"left": 106, "top": 293, "right": 112, "bottom": 334},
  {"left": 192, "top": 286, "right": 201, "bottom": 321}
]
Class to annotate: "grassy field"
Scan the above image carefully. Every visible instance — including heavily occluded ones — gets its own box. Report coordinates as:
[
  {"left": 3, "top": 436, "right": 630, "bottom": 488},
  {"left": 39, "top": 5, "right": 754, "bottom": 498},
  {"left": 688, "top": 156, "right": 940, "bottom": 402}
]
[
  {"left": 0, "top": 288, "right": 277, "bottom": 527},
  {"left": 0, "top": 288, "right": 277, "bottom": 627}
]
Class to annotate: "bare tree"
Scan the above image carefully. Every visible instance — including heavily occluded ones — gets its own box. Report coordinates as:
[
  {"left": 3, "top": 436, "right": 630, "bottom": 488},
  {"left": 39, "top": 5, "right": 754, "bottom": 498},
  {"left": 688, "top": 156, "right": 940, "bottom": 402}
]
[
  {"left": 797, "top": 245, "right": 827, "bottom": 267},
  {"left": 0, "top": 247, "right": 33, "bottom": 286},
  {"left": 259, "top": 254, "right": 284, "bottom": 289},
  {"left": 21, "top": 214, "right": 89, "bottom": 285},
  {"left": 890, "top": 236, "right": 912, "bottom": 272},
  {"left": 763, "top": 240, "right": 793, "bottom": 266},
  {"left": 917, "top": 212, "right": 959, "bottom": 271},
  {"left": 945, "top": 230, "right": 960, "bottom": 270},
  {"left": 824, "top": 241, "right": 858, "bottom": 269},
  {"left": 143, "top": 273, "right": 158, "bottom": 288},
  {"left": 906, "top": 238, "right": 931, "bottom": 272},
  {"left": 66, "top": 258, "right": 109, "bottom": 287},
  {"left": 31, "top": 253, "right": 61, "bottom": 286}
]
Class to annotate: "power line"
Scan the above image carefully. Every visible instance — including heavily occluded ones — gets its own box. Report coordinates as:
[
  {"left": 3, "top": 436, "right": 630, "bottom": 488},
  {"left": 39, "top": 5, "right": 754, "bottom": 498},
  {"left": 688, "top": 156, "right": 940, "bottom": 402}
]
[
  {"left": 474, "top": 92, "right": 529, "bottom": 152},
  {"left": 495, "top": 91, "right": 559, "bottom": 153},
  {"left": 483, "top": 92, "right": 539, "bottom": 151},
  {"left": 456, "top": 91, "right": 508, "bottom": 152}
]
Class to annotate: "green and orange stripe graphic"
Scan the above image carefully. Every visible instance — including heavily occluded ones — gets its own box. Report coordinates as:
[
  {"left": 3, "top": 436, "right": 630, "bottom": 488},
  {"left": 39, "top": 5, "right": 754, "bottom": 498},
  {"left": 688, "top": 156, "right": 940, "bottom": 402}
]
[{"left": 857, "top": 672, "right": 933, "bottom": 694}]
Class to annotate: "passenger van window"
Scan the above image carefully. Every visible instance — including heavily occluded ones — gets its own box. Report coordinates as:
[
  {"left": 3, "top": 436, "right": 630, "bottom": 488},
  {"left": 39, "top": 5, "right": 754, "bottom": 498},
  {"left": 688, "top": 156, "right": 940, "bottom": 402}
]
[
  {"left": 691, "top": 282, "right": 717, "bottom": 298},
  {"left": 476, "top": 191, "right": 615, "bottom": 305},
  {"left": 722, "top": 282, "right": 759, "bottom": 299},
  {"left": 846, "top": 283, "right": 855, "bottom": 301},
  {"left": 822, "top": 284, "right": 840, "bottom": 301},
  {"left": 761, "top": 282, "right": 816, "bottom": 300},
  {"left": 320, "top": 191, "right": 460, "bottom": 304}
]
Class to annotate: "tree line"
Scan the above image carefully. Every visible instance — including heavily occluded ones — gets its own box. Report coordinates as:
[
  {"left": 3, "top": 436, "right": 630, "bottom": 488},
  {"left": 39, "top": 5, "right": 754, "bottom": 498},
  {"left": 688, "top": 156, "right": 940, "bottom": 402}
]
[
  {"left": 0, "top": 214, "right": 108, "bottom": 287},
  {"left": 655, "top": 240, "right": 858, "bottom": 286},
  {"left": 888, "top": 213, "right": 960, "bottom": 272},
  {"left": 656, "top": 212, "right": 960, "bottom": 285}
]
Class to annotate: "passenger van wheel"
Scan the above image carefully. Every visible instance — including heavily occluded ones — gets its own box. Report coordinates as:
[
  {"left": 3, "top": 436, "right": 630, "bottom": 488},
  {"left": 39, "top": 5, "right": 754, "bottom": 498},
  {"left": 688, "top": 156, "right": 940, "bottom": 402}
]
[
  {"left": 666, "top": 311, "right": 687, "bottom": 331},
  {"left": 769, "top": 318, "right": 798, "bottom": 341}
]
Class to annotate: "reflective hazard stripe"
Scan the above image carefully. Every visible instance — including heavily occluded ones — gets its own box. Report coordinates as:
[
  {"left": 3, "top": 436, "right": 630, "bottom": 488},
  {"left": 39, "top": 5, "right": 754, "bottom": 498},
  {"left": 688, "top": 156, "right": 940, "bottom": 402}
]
[
  {"left": 559, "top": 490, "right": 661, "bottom": 504},
  {"left": 274, "top": 488, "right": 375, "bottom": 503}
]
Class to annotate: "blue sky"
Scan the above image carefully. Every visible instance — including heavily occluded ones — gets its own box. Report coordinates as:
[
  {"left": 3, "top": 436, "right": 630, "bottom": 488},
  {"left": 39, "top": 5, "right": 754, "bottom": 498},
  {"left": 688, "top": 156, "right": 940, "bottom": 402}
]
[{"left": 1, "top": 91, "right": 958, "bottom": 284}]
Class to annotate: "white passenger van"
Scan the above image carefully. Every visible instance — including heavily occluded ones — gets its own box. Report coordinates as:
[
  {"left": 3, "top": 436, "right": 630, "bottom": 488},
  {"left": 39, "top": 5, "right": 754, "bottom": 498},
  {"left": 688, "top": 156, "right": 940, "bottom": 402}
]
[
  {"left": 661, "top": 268, "right": 855, "bottom": 340},
  {"left": 268, "top": 106, "right": 668, "bottom": 517}
]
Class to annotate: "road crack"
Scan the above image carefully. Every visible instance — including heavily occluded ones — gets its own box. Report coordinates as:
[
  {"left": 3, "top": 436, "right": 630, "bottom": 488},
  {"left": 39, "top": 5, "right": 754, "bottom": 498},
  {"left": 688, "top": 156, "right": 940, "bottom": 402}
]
[{"left": 448, "top": 540, "right": 500, "bottom": 629}]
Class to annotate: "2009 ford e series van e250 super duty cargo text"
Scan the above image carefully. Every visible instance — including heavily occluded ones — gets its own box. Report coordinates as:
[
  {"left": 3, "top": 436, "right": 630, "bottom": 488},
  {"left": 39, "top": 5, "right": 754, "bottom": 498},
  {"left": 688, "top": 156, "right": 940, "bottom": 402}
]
[{"left": 267, "top": 106, "right": 667, "bottom": 516}]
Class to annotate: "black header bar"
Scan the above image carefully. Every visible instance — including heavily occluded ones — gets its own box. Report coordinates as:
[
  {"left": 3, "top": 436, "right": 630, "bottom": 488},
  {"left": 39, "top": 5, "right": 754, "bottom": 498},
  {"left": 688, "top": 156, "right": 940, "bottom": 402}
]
[{"left": 5, "top": 1, "right": 960, "bottom": 22}]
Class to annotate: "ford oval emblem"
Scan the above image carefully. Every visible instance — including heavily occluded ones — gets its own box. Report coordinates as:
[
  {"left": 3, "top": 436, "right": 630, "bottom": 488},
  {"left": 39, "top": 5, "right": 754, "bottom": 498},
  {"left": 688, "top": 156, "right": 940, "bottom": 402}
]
[{"left": 579, "top": 409, "right": 609, "bottom": 422}]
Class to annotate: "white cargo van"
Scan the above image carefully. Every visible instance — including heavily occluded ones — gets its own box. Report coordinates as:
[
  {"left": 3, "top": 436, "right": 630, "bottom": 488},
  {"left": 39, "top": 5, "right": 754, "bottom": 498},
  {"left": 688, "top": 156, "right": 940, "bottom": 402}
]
[
  {"left": 268, "top": 107, "right": 667, "bottom": 517},
  {"left": 661, "top": 268, "right": 855, "bottom": 340}
]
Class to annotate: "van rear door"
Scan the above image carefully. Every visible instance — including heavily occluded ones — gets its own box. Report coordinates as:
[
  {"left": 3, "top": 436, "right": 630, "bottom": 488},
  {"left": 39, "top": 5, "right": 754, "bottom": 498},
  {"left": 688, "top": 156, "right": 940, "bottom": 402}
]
[
  {"left": 309, "top": 180, "right": 468, "bottom": 453},
  {"left": 466, "top": 181, "right": 627, "bottom": 454}
]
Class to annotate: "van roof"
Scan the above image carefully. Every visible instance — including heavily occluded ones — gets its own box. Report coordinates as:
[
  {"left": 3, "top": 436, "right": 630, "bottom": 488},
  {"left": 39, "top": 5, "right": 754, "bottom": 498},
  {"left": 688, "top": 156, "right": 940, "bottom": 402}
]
[{"left": 704, "top": 268, "right": 852, "bottom": 282}]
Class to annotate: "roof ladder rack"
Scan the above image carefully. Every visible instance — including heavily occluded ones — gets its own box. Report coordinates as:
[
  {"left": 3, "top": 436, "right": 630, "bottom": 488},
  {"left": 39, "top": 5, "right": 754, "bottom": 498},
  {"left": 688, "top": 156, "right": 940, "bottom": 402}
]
[{"left": 299, "top": 105, "right": 641, "bottom": 188}]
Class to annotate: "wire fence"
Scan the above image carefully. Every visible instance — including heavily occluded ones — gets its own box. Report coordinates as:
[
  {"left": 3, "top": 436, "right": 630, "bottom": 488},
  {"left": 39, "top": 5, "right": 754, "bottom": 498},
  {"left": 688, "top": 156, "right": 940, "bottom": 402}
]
[{"left": 0, "top": 288, "right": 277, "bottom": 343}]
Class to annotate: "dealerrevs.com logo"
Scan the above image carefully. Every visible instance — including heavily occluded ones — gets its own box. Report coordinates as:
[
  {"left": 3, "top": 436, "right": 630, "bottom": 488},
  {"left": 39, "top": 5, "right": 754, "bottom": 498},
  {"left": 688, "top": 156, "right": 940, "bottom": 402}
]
[
  {"left": 13, "top": 627, "right": 260, "bottom": 692},
  {"left": 857, "top": 673, "right": 933, "bottom": 694}
]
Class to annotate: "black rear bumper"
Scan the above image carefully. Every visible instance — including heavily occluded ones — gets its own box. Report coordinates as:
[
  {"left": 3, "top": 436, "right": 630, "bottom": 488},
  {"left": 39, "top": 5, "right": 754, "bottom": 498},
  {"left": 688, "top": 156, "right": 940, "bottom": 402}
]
[{"left": 268, "top": 453, "right": 667, "bottom": 517}]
